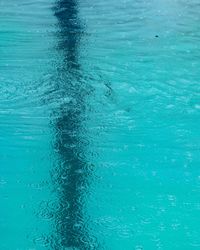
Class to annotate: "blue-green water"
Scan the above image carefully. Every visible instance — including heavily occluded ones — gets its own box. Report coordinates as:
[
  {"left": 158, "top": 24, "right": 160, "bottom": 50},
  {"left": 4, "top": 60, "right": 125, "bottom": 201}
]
[{"left": 0, "top": 0, "right": 200, "bottom": 249}]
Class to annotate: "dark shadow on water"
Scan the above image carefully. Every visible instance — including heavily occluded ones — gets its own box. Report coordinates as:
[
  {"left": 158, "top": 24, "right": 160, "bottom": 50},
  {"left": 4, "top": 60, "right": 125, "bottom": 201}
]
[{"left": 51, "top": 0, "right": 98, "bottom": 249}]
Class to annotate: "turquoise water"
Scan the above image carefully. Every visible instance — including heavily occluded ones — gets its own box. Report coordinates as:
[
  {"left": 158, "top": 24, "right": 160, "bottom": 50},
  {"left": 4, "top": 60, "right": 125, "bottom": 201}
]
[{"left": 0, "top": 0, "right": 200, "bottom": 249}]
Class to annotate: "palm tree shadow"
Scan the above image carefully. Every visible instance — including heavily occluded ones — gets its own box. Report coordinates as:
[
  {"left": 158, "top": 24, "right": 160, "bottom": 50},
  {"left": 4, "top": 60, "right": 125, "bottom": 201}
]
[{"left": 51, "top": 0, "right": 98, "bottom": 249}]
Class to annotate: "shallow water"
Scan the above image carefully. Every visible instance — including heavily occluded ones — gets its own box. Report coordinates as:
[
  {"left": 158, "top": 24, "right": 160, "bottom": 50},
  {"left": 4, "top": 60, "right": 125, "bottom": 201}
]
[{"left": 0, "top": 0, "right": 200, "bottom": 249}]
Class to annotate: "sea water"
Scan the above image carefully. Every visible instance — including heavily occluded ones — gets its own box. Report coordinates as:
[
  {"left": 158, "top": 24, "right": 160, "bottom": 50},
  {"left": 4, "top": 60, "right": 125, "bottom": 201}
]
[{"left": 0, "top": 0, "right": 200, "bottom": 249}]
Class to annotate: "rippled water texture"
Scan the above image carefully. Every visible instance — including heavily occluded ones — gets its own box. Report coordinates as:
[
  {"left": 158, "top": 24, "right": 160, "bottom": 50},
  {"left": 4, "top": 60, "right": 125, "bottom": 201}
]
[{"left": 1, "top": 0, "right": 200, "bottom": 249}]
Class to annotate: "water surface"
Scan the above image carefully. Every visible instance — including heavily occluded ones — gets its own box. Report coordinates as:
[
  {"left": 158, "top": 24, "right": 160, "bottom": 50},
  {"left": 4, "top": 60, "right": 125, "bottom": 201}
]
[{"left": 0, "top": 0, "right": 200, "bottom": 249}]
